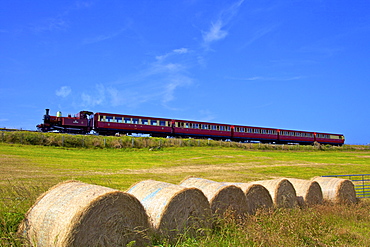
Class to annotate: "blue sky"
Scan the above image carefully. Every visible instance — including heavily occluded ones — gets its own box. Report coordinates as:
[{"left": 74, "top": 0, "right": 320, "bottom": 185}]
[{"left": 1, "top": 0, "right": 369, "bottom": 144}]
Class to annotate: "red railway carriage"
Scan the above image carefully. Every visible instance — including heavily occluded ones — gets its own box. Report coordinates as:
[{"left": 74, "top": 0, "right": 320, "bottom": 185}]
[
  {"left": 314, "top": 132, "right": 344, "bottom": 145},
  {"left": 94, "top": 112, "right": 173, "bottom": 136},
  {"left": 233, "top": 125, "right": 278, "bottom": 143},
  {"left": 172, "top": 119, "right": 231, "bottom": 139},
  {"left": 277, "top": 129, "right": 315, "bottom": 144},
  {"left": 37, "top": 109, "right": 345, "bottom": 145}
]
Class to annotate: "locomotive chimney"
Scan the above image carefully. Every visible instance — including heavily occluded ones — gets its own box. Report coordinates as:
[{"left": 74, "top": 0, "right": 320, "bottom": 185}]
[{"left": 45, "top": 109, "right": 50, "bottom": 116}]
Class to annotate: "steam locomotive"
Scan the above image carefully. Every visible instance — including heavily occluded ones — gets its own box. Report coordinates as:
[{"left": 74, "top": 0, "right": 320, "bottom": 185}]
[{"left": 36, "top": 109, "right": 345, "bottom": 145}]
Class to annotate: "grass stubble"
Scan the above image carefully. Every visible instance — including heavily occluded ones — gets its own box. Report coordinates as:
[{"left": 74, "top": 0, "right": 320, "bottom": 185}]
[{"left": 1, "top": 142, "right": 370, "bottom": 246}]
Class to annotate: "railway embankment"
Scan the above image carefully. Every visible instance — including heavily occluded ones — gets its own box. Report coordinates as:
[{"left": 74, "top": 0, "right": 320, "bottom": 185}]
[{"left": 1, "top": 130, "right": 369, "bottom": 151}]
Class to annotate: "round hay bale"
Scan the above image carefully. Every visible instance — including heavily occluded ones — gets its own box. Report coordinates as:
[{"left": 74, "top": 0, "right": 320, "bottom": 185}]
[
  {"left": 126, "top": 180, "right": 211, "bottom": 241},
  {"left": 250, "top": 178, "right": 297, "bottom": 208},
  {"left": 18, "top": 180, "right": 150, "bottom": 247},
  {"left": 224, "top": 182, "right": 273, "bottom": 214},
  {"left": 312, "top": 177, "right": 357, "bottom": 204},
  {"left": 288, "top": 178, "right": 323, "bottom": 207},
  {"left": 180, "top": 177, "right": 249, "bottom": 217}
]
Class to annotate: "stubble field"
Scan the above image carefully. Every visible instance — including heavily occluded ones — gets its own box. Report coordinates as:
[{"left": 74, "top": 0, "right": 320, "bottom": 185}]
[{"left": 1, "top": 142, "right": 370, "bottom": 246}]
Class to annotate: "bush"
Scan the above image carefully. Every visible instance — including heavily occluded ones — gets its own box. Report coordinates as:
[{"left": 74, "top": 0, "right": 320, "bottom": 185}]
[{"left": 1, "top": 131, "right": 369, "bottom": 151}]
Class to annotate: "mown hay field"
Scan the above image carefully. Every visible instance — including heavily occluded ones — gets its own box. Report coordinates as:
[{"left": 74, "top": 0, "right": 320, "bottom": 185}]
[{"left": 1, "top": 142, "right": 370, "bottom": 246}]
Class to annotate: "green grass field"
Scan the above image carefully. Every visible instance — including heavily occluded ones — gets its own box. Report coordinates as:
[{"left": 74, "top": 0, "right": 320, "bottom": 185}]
[{"left": 1, "top": 142, "right": 370, "bottom": 246}]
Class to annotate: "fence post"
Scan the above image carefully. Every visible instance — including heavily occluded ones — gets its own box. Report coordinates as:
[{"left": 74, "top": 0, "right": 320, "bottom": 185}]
[
  {"left": 62, "top": 135, "right": 64, "bottom": 147},
  {"left": 132, "top": 138, "right": 135, "bottom": 148},
  {"left": 362, "top": 175, "right": 365, "bottom": 198},
  {"left": 104, "top": 138, "right": 106, "bottom": 147}
]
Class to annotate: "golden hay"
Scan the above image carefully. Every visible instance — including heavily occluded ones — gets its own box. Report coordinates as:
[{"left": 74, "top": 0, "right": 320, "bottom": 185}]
[
  {"left": 126, "top": 180, "right": 211, "bottom": 241},
  {"left": 312, "top": 177, "right": 357, "bottom": 204},
  {"left": 18, "top": 180, "right": 150, "bottom": 247},
  {"left": 250, "top": 178, "right": 297, "bottom": 208},
  {"left": 287, "top": 178, "right": 323, "bottom": 207},
  {"left": 180, "top": 177, "right": 249, "bottom": 217},
  {"left": 224, "top": 182, "right": 273, "bottom": 214}
]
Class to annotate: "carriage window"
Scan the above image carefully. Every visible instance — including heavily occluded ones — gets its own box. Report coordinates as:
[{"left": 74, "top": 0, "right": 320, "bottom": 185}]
[
  {"left": 124, "top": 118, "right": 131, "bottom": 123},
  {"left": 220, "top": 126, "right": 225, "bottom": 131},
  {"left": 296, "top": 132, "right": 301, "bottom": 136},
  {"left": 151, "top": 120, "right": 158, "bottom": 125},
  {"left": 226, "top": 126, "right": 231, "bottom": 131},
  {"left": 106, "top": 116, "right": 113, "bottom": 122},
  {"left": 185, "top": 123, "right": 189, "bottom": 128},
  {"left": 159, "top": 121, "right": 166, "bottom": 126},
  {"left": 240, "top": 128, "right": 245, "bottom": 132},
  {"left": 116, "top": 117, "right": 122, "bottom": 123},
  {"left": 254, "top": 129, "right": 260, "bottom": 133},
  {"left": 142, "top": 119, "right": 148, "bottom": 125},
  {"left": 202, "top": 124, "right": 208, "bottom": 130},
  {"left": 262, "top": 129, "right": 267, "bottom": 134},
  {"left": 132, "top": 118, "right": 139, "bottom": 124}
]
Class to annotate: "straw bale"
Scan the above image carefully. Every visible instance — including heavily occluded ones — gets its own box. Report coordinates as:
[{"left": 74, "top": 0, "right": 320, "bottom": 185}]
[
  {"left": 312, "top": 177, "right": 357, "bottom": 204},
  {"left": 126, "top": 180, "right": 211, "bottom": 241},
  {"left": 250, "top": 178, "right": 297, "bottom": 208},
  {"left": 224, "top": 182, "right": 273, "bottom": 214},
  {"left": 288, "top": 178, "right": 323, "bottom": 207},
  {"left": 18, "top": 180, "right": 150, "bottom": 247},
  {"left": 180, "top": 177, "right": 249, "bottom": 217}
]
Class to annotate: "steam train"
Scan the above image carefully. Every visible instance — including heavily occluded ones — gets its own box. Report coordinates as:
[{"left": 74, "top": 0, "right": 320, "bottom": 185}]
[{"left": 36, "top": 109, "right": 345, "bottom": 145}]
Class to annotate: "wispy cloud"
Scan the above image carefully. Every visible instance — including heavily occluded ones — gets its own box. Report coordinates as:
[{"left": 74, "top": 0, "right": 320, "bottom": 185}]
[
  {"left": 81, "top": 84, "right": 105, "bottom": 107},
  {"left": 197, "top": 109, "right": 216, "bottom": 122},
  {"left": 202, "top": 20, "right": 228, "bottom": 44},
  {"left": 147, "top": 49, "right": 194, "bottom": 105},
  {"left": 56, "top": 86, "right": 72, "bottom": 97},
  {"left": 155, "top": 48, "right": 190, "bottom": 62},
  {"left": 28, "top": 2, "right": 93, "bottom": 33},
  {"left": 83, "top": 27, "right": 130, "bottom": 44},
  {"left": 202, "top": 0, "right": 245, "bottom": 48},
  {"left": 228, "top": 76, "right": 304, "bottom": 81},
  {"left": 239, "top": 24, "right": 279, "bottom": 49},
  {"left": 30, "top": 17, "right": 68, "bottom": 32},
  {"left": 77, "top": 47, "right": 194, "bottom": 109}
]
